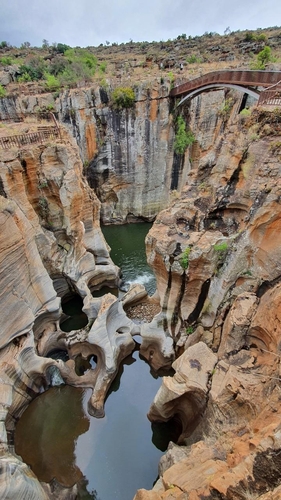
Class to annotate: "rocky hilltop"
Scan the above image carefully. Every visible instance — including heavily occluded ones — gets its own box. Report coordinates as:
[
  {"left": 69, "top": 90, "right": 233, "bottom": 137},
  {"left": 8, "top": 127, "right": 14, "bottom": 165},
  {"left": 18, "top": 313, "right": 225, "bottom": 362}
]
[{"left": 0, "top": 26, "right": 281, "bottom": 500}]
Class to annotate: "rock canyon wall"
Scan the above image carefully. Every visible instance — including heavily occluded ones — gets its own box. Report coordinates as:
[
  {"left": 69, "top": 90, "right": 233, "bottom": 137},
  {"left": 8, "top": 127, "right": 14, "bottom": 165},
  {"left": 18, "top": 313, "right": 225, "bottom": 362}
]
[
  {"left": 0, "top": 79, "right": 185, "bottom": 224},
  {"left": 136, "top": 99, "right": 281, "bottom": 498},
  {"left": 1, "top": 80, "right": 281, "bottom": 499}
]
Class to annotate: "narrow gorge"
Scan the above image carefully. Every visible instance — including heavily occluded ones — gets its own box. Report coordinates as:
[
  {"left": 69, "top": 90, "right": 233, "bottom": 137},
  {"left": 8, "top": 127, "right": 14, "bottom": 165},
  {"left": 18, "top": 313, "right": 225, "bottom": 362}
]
[{"left": 1, "top": 69, "right": 281, "bottom": 500}]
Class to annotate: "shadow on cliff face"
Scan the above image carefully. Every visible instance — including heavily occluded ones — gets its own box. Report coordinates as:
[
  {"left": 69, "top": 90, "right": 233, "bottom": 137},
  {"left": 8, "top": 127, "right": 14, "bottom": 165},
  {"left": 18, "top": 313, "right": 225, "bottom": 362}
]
[{"left": 151, "top": 417, "right": 183, "bottom": 452}]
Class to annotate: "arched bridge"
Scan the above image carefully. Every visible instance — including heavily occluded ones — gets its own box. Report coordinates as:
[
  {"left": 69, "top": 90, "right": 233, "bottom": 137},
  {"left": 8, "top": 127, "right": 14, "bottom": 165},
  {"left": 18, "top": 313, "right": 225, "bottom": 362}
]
[{"left": 170, "top": 70, "right": 281, "bottom": 106}]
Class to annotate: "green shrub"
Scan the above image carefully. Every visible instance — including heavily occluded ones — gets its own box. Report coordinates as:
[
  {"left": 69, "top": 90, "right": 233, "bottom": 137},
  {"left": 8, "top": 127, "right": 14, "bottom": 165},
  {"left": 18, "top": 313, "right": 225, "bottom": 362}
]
[
  {"left": 256, "top": 33, "right": 267, "bottom": 42},
  {"left": 180, "top": 246, "right": 191, "bottom": 270},
  {"left": 257, "top": 46, "right": 272, "bottom": 66},
  {"left": 0, "top": 56, "right": 13, "bottom": 66},
  {"left": 214, "top": 242, "right": 228, "bottom": 252},
  {"left": 252, "top": 46, "right": 273, "bottom": 69},
  {"left": 213, "top": 241, "right": 228, "bottom": 270},
  {"left": 239, "top": 108, "right": 251, "bottom": 117},
  {"left": 65, "top": 48, "right": 97, "bottom": 70},
  {"left": 99, "top": 61, "right": 107, "bottom": 73},
  {"left": 244, "top": 32, "right": 255, "bottom": 42},
  {"left": 168, "top": 71, "right": 175, "bottom": 88},
  {"left": 55, "top": 49, "right": 97, "bottom": 86},
  {"left": 53, "top": 43, "right": 71, "bottom": 54},
  {"left": 44, "top": 72, "right": 61, "bottom": 91},
  {"left": 219, "top": 97, "right": 234, "bottom": 118},
  {"left": 111, "top": 86, "right": 135, "bottom": 109},
  {"left": 48, "top": 56, "right": 68, "bottom": 76},
  {"left": 186, "top": 54, "right": 202, "bottom": 64},
  {"left": 174, "top": 115, "right": 195, "bottom": 155},
  {"left": 0, "top": 85, "right": 6, "bottom": 98},
  {"left": 58, "top": 63, "right": 91, "bottom": 86},
  {"left": 18, "top": 56, "right": 47, "bottom": 81},
  {"left": 38, "top": 196, "right": 48, "bottom": 211},
  {"left": 186, "top": 326, "right": 194, "bottom": 335}
]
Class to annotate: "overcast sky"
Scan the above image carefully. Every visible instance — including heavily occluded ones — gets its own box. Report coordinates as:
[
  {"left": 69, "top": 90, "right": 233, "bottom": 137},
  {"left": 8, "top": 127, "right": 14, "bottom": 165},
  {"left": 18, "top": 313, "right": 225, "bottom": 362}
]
[{"left": 1, "top": 0, "right": 280, "bottom": 48}]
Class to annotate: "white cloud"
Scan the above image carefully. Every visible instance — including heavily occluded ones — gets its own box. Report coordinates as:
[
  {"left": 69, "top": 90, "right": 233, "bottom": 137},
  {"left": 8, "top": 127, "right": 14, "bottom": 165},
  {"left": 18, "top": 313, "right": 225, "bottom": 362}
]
[{"left": 0, "top": 0, "right": 280, "bottom": 47}]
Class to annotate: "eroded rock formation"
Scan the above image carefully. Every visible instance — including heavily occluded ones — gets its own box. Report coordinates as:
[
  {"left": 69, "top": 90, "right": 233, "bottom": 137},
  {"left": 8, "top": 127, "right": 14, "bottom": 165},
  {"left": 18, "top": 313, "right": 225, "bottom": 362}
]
[
  {"left": 133, "top": 97, "right": 281, "bottom": 498},
  {"left": 1, "top": 79, "right": 281, "bottom": 500},
  {"left": 0, "top": 79, "right": 181, "bottom": 224},
  {"left": 0, "top": 133, "right": 143, "bottom": 498}
]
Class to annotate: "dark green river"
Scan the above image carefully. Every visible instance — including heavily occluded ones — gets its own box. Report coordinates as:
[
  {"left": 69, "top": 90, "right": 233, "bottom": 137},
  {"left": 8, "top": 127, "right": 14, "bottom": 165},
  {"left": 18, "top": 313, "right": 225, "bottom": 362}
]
[
  {"left": 15, "top": 223, "right": 175, "bottom": 500},
  {"left": 102, "top": 223, "right": 156, "bottom": 295}
]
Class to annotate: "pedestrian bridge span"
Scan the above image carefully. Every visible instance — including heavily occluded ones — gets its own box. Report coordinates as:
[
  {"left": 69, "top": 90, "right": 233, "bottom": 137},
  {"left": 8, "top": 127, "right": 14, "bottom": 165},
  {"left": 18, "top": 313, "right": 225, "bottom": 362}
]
[{"left": 170, "top": 70, "right": 281, "bottom": 106}]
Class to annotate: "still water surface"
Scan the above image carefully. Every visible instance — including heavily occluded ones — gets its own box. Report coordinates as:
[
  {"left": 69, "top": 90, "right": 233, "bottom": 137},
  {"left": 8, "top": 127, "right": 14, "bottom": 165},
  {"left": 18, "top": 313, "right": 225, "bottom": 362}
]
[
  {"left": 102, "top": 223, "right": 156, "bottom": 295},
  {"left": 15, "top": 350, "right": 168, "bottom": 500},
  {"left": 15, "top": 223, "right": 170, "bottom": 500}
]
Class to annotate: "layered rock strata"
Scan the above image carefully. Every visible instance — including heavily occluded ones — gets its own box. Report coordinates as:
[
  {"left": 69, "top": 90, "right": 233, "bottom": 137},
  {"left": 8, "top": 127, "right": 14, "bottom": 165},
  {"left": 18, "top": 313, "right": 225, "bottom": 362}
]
[
  {"left": 0, "top": 135, "right": 143, "bottom": 498},
  {"left": 134, "top": 101, "right": 281, "bottom": 498},
  {"left": 1, "top": 81, "right": 281, "bottom": 500},
  {"left": 0, "top": 80, "right": 181, "bottom": 224}
]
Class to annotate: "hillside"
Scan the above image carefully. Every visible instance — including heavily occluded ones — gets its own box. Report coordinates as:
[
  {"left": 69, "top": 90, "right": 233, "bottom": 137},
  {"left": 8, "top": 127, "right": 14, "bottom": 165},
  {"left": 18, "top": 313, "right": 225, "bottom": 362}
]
[{"left": 1, "top": 26, "right": 281, "bottom": 97}]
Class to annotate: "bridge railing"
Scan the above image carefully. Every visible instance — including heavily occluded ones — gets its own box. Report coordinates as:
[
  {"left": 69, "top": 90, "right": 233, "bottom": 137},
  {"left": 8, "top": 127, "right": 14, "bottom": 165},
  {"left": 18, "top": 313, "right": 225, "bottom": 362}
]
[
  {"left": 170, "top": 70, "right": 281, "bottom": 97},
  {"left": 258, "top": 81, "right": 281, "bottom": 106}
]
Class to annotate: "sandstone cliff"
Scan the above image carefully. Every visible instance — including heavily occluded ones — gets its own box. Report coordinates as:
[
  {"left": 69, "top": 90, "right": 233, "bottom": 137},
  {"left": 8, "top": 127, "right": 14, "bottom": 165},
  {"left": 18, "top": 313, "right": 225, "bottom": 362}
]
[
  {"left": 0, "top": 133, "right": 133, "bottom": 498},
  {"left": 134, "top": 96, "right": 281, "bottom": 498},
  {"left": 1, "top": 77, "right": 281, "bottom": 500},
  {"left": 0, "top": 79, "right": 188, "bottom": 224}
]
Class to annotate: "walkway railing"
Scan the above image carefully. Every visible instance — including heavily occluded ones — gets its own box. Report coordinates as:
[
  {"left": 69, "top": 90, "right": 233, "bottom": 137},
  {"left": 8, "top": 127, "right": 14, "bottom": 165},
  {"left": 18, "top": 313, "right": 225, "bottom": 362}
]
[
  {"left": 170, "top": 70, "right": 281, "bottom": 98},
  {"left": 258, "top": 81, "right": 281, "bottom": 106},
  {"left": 0, "top": 126, "right": 59, "bottom": 150}
]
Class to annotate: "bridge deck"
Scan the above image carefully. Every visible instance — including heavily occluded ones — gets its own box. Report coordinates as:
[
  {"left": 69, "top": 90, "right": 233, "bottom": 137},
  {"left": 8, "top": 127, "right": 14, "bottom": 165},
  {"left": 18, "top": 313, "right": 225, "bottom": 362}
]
[{"left": 170, "top": 70, "right": 281, "bottom": 98}]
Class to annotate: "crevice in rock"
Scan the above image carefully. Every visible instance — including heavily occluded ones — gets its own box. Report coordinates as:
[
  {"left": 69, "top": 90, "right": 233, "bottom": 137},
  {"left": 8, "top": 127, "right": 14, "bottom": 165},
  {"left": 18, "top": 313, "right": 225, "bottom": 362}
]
[
  {"left": 170, "top": 152, "right": 185, "bottom": 190},
  {"left": 238, "top": 92, "right": 249, "bottom": 114},
  {"left": 197, "top": 158, "right": 216, "bottom": 184},
  {"left": 170, "top": 272, "right": 186, "bottom": 338},
  {"left": 0, "top": 177, "right": 7, "bottom": 198},
  {"left": 253, "top": 448, "right": 281, "bottom": 492},
  {"left": 216, "top": 149, "right": 248, "bottom": 209},
  {"left": 162, "top": 268, "right": 173, "bottom": 334},
  {"left": 247, "top": 190, "right": 270, "bottom": 221},
  {"left": 20, "top": 158, "right": 27, "bottom": 174},
  {"left": 257, "top": 274, "right": 281, "bottom": 298},
  {"left": 212, "top": 302, "right": 232, "bottom": 353},
  {"left": 99, "top": 87, "right": 109, "bottom": 105},
  {"left": 74, "top": 353, "right": 98, "bottom": 376},
  {"left": 187, "top": 278, "right": 211, "bottom": 323},
  {"left": 46, "top": 349, "right": 69, "bottom": 362}
]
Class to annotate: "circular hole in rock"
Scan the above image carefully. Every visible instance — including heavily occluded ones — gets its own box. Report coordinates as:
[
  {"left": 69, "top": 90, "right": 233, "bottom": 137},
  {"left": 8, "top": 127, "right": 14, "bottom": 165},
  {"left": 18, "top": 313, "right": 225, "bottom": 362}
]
[
  {"left": 60, "top": 293, "right": 88, "bottom": 332},
  {"left": 47, "top": 349, "right": 69, "bottom": 362},
  {"left": 75, "top": 354, "right": 98, "bottom": 376}
]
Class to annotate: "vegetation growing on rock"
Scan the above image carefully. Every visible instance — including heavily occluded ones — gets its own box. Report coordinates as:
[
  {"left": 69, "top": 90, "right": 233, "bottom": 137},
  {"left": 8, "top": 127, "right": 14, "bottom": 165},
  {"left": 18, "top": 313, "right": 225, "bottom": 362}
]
[
  {"left": 180, "top": 246, "right": 191, "bottom": 269},
  {"left": 174, "top": 115, "right": 195, "bottom": 155},
  {"left": 111, "top": 86, "right": 135, "bottom": 109}
]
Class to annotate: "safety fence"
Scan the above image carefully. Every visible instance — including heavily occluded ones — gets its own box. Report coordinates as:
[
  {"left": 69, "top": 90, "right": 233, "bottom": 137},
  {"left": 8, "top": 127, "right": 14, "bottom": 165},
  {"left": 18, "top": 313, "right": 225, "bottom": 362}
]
[
  {"left": 0, "top": 126, "right": 60, "bottom": 150},
  {"left": 258, "top": 81, "right": 281, "bottom": 106}
]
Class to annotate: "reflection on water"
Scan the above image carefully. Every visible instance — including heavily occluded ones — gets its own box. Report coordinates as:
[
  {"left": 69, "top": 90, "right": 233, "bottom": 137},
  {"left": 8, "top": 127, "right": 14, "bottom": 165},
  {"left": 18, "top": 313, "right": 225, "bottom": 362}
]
[
  {"left": 102, "top": 223, "right": 156, "bottom": 295},
  {"left": 15, "top": 351, "right": 177, "bottom": 500},
  {"left": 15, "top": 385, "right": 89, "bottom": 487},
  {"left": 15, "top": 223, "right": 176, "bottom": 499}
]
